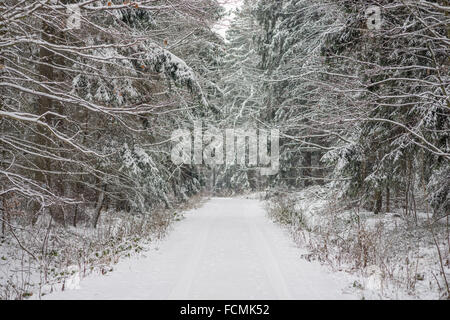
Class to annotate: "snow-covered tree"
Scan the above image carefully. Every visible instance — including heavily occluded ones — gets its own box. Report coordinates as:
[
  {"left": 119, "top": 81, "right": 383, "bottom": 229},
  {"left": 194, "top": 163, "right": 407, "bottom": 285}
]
[{"left": 0, "top": 0, "right": 222, "bottom": 225}]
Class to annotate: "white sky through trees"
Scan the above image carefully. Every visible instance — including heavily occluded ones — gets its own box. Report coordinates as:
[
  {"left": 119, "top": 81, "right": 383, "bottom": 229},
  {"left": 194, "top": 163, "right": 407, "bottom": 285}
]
[{"left": 213, "top": 0, "right": 244, "bottom": 39}]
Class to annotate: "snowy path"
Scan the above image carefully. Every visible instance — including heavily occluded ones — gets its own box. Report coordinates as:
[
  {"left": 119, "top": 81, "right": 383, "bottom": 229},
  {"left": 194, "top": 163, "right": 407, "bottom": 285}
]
[{"left": 43, "top": 197, "right": 356, "bottom": 300}]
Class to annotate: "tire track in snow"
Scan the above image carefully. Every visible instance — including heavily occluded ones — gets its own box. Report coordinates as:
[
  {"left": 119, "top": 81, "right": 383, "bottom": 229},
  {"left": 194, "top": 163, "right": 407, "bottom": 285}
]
[
  {"left": 41, "top": 198, "right": 356, "bottom": 300},
  {"left": 167, "top": 212, "right": 213, "bottom": 299},
  {"left": 244, "top": 202, "right": 292, "bottom": 299}
]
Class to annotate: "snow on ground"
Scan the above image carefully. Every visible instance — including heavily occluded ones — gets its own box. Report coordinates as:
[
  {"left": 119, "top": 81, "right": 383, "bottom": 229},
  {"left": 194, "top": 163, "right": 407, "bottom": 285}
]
[
  {"left": 40, "top": 197, "right": 357, "bottom": 300},
  {"left": 265, "top": 185, "right": 450, "bottom": 300}
]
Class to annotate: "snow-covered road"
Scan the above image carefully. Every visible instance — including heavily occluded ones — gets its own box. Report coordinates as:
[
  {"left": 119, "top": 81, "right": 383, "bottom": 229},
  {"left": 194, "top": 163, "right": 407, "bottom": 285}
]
[{"left": 43, "top": 197, "right": 356, "bottom": 300}]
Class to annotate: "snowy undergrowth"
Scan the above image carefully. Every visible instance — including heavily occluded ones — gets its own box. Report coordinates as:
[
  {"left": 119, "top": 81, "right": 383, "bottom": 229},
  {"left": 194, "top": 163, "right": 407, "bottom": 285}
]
[
  {"left": 265, "top": 185, "right": 450, "bottom": 300},
  {"left": 0, "top": 194, "right": 207, "bottom": 300}
]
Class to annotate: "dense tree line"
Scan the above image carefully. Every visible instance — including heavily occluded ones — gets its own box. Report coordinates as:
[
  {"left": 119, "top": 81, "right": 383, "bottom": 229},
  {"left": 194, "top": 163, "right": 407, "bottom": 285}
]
[
  {"left": 0, "top": 0, "right": 223, "bottom": 228},
  {"left": 217, "top": 0, "right": 449, "bottom": 216},
  {"left": 1, "top": 0, "right": 448, "bottom": 229}
]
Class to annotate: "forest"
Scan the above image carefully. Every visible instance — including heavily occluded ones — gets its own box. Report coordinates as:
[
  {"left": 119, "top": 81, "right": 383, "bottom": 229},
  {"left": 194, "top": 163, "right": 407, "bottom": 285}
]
[{"left": 0, "top": 0, "right": 449, "bottom": 300}]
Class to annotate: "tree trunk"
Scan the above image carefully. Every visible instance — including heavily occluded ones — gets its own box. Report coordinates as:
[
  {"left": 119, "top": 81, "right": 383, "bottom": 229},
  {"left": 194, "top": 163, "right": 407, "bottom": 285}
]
[
  {"left": 73, "top": 204, "right": 78, "bottom": 228},
  {"left": 374, "top": 189, "right": 382, "bottom": 215},
  {"left": 212, "top": 166, "right": 216, "bottom": 191},
  {"left": 303, "top": 150, "right": 312, "bottom": 187},
  {"left": 385, "top": 186, "right": 390, "bottom": 213},
  {"left": 93, "top": 184, "right": 107, "bottom": 229},
  {"left": 1, "top": 198, "right": 5, "bottom": 237},
  {"left": 247, "top": 169, "right": 257, "bottom": 191},
  {"left": 32, "top": 21, "right": 55, "bottom": 218}
]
